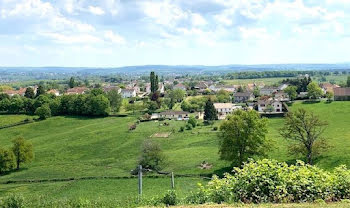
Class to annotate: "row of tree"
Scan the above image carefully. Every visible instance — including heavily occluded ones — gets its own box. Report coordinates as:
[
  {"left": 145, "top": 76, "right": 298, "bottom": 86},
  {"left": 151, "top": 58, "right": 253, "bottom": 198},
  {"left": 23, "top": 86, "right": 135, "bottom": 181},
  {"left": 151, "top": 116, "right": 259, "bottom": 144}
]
[{"left": 0, "top": 88, "right": 122, "bottom": 118}]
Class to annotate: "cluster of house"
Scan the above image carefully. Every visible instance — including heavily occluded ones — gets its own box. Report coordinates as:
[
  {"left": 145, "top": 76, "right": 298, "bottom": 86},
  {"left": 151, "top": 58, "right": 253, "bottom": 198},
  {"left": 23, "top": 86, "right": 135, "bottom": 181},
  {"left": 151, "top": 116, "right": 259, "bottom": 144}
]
[{"left": 2, "top": 86, "right": 60, "bottom": 97}]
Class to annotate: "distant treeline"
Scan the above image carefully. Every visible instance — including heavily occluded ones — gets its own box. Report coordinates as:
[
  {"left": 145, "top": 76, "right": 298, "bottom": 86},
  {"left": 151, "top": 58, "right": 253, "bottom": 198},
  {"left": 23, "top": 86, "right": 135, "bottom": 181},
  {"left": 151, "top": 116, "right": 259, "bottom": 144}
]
[{"left": 224, "top": 70, "right": 348, "bottom": 80}]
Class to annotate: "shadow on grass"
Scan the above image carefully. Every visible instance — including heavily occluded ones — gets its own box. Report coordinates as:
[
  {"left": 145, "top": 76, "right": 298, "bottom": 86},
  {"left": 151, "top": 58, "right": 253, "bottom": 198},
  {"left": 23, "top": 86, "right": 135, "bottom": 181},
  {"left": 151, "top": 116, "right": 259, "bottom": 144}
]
[
  {"left": 0, "top": 167, "right": 28, "bottom": 177},
  {"left": 213, "top": 166, "right": 233, "bottom": 178},
  {"left": 302, "top": 100, "right": 321, "bottom": 104}
]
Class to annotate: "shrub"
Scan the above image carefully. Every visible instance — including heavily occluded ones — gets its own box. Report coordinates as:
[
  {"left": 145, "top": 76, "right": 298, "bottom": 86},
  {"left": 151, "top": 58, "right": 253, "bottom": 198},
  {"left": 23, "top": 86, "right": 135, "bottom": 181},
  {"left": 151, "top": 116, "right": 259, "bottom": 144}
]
[
  {"left": 179, "top": 126, "right": 184, "bottom": 132},
  {"left": 162, "top": 190, "right": 177, "bottom": 206},
  {"left": 188, "top": 116, "right": 197, "bottom": 128},
  {"left": 34, "top": 104, "right": 51, "bottom": 120},
  {"left": 0, "top": 194, "right": 26, "bottom": 208},
  {"left": 212, "top": 126, "right": 218, "bottom": 131},
  {"left": 185, "top": 124, "right": 193, "bottom": 130},
  {"left": 188, "top": 159, "right": 350, "bottom": 204},
  {"left": 139, "top": 140, "right": 164, "bottom": 171}
]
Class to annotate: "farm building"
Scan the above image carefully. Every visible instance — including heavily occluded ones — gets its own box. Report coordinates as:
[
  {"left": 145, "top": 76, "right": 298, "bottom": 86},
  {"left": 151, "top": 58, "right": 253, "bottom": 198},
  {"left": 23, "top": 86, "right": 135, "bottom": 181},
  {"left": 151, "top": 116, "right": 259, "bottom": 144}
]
[
  {"left": 152, "top": 110, "right": 190, "bottom": 120},
  {"left": 334, "top": 88, "right": 350, "bottom": 101}
]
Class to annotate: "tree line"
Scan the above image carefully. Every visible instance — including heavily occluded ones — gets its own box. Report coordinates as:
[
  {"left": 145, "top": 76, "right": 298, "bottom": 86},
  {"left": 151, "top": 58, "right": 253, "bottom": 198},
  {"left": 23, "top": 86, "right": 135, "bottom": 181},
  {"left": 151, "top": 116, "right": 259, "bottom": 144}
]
[{"left": 0, "top": 88, "right": 122, "bottom": 119}]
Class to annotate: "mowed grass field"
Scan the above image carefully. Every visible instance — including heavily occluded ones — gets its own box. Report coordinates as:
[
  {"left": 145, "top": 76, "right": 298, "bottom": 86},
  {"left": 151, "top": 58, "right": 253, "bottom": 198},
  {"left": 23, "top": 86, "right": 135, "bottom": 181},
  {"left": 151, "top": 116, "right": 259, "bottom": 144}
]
[
  {"left": 0, "top": 115, "right": 37, "bottom": 127},
  {"left": 0, "top": 101, "right": 349, "bottom": 201}
]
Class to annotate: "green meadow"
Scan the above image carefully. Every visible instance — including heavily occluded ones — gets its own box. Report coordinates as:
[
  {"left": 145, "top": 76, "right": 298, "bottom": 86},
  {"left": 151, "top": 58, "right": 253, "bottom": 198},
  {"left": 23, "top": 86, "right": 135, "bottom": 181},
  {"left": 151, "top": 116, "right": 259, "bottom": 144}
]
[{"left": 0, "top": 101, "right": 349, "bottom": 202}]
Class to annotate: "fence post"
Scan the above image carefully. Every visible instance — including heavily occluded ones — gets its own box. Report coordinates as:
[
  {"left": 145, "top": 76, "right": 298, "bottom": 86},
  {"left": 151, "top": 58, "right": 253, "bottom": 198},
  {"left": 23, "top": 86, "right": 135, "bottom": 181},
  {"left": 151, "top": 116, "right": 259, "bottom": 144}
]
[
  {"left": 171, "top": 172, "right": 175, "bottom": 189},
  {"left": 138, "top": 165, "right": 142, "bottom": 199}
]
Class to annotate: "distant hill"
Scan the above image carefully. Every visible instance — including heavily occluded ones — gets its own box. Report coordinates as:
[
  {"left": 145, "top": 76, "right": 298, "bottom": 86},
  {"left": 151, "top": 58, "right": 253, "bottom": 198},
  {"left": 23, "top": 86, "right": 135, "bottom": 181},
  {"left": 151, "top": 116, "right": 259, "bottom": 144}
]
[{"left": 0, "top": 63, "right": 350, "bottom": 75}]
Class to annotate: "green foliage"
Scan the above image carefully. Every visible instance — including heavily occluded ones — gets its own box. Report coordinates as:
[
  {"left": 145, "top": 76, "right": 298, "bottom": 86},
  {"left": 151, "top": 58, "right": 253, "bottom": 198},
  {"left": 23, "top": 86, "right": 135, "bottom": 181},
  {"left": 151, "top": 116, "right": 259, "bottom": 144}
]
[
  {"left": 162, "top": 190, "right": 177, "bottom": 206},
  {"left": 9, "top": 97, "right": 24, "bottom": 113},
  {"left": 179, "top": 126, "right": 185, "bottom": 132},
  {"left": 150, "top": 71, "right": 159, "bottom": 93},
  {"left": 185, "top": 123, "right": 193, "bottom": 130},
  {"left": 307, "top": 82, "right": 323, "bottom": 99},
  {"left": 189, "top": 159, "right": 350, "bottom": 204},
  {"left": 0, "top": 148, "right": 15, "bottom": 174},
  {"left": 35, "top": 104, "right": 51, "bottom": 120},
  {"left": 216, "top": 89, "right": 231, "bottom": 103},
  {"left": 106, "top": 89, "right": 122, "bottom": 112},
  {"left": 219, "top": 110, "right": 269, "bottom": 166},
  {"left": 326, "top": 91, "right": 334, "bottom": 102},
  {"left": 204, "top": 99, "right": 217, "bottom": 121},
  {"left": 280, "top": 108, "right": 328, "bottom": 164},
  {"left": 69, "top": 77, "right": 76, "bottom": 88},
  {"left": 187, "top": 116, "right": 197, "bottom": 128},
  {"left": 139, "top": 140, "right": 165, "bottom": 171},
  {"left": 36, "top": 85, "right": 46, "bottom": 97},
  {"left": 284, "top": 86, "right": 298, "bottom": 100},
  {"left": 0, "top": 194, "right": 26, "bottom": 208},
  {"left": 169, "top": 89, "right": 185, "bottom": 102},
  {"left": 347, "top": 76, "right": 350, "bottom": 87},
  {"left": 24, "top": 87, "right": 35, "bottom": 99},
  {"left": 11, "top": 137, "right": 34, "bottom": 170}
]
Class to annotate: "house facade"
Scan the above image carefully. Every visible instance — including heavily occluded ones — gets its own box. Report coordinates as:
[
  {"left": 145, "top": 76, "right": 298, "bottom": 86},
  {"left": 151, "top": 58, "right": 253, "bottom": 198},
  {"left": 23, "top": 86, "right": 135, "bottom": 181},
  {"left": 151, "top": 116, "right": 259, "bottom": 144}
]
[
  {"left": 121, "top": 89, "right": 136, "bottom": 98},
  {"left": 152, "top": 111, "right": 190, "bottom": 120},
  {"left": 260, "top": 87, "right": 279, "bottom": 96},
  {"left": 233, "top": 92, "right": 254, "bottom": 103},
  {"left": 214, "top": 103, "right": 242, "bottom": 120},
  {"left": 173, "top": 83, "right": 187, "bottom": 91},
  {"left": 258, "top": 98, "right": 283, "bottom": 113},
  {"left": 65, "top": 87, "right": 88, "bottom": 95}
]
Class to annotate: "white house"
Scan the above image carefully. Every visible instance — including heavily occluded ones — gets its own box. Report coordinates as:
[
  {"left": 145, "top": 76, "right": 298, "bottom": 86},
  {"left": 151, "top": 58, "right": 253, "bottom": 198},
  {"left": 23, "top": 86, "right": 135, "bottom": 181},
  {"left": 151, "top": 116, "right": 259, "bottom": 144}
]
[
  {"left": 257, "top": 98, "right": 283, "bottom": 113},
  {"left": 214, "top": 103, "right": 242, "bottom": 120},
  {"left": 121, "top": 89, "right": 136, "bottom": 98},
  {"left": 152, "top": 110, "right": 190, "bottom": 120}
]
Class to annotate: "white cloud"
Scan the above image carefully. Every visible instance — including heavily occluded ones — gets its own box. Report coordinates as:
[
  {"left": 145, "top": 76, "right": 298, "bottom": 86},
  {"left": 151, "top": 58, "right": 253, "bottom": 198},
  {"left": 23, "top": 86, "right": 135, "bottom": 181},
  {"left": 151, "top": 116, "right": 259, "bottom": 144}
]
[
  {"left": 191, "top": 13, "right": 207, "bottom": 26},
  {"left": 40, "top": 32, "right": 102, "bottom": 44},
  {"left": 104, "top": 30, "right": 125, "bottom": 44},
  {"left": 88, "top": 6, "right": 105, "bottom": 15}
]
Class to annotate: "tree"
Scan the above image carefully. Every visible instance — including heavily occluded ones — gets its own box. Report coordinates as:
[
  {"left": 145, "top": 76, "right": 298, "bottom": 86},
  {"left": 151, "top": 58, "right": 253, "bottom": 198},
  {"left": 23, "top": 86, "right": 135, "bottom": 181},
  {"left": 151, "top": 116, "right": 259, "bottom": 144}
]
[
  {"left": 253, "top": 87, "right": 260, "bottom": 97},
  {"left": 0, "top": 148, "right": 15, "bottom": 174},
  {"left": 139, "top": 140, "right": 165, "bottom": 171},
  {"left": 86, "top": 95, "right": 111, "bottom": 116},
  {"left": 69, "top": 77, "right": 76, "bottom": 88},
  {"left": 24, "top": 87, "right": 35, "bottom": 99},
  {"left": 0, "top": 93, "right": 10, "bottom": 101},
  {"left": 280, "top": 108, "right": 328, "bottom": 164},
  {"left": 107, "top": 89, "right": 122, "bottom": 112},
  {"left": 169, "top": 89, "right": 185, "bottom": 102},
  {"left": 150, "top": 72, "right": 159, "bottom": 93},
  {"left": 0, "top": 98, "right": 10, "bottom": 111},
  {"left": 284, "top": 86, "right": 298, "bottom": 101},
  {"left": 35, "top": 104, "right": 52, "bottom": 120},
  {"left": 36, "top": 85, "right": 46, "bottom": 97},
  {"left": 204, "top": 99, "right": 217, "bottom": 121},
  {"left": 219, "top": 110, "right": 269, "bottom": 166},
  {"left": 9, "top": 97, "right": 24, "bottom": 113},
  {"left": 237, "top": 86, "right": 244, "bottom": 92},
  {"left": 216, "top": 89, "right": 231, "bottom": 103},
  {"left": 307, "top": 82, "right": 323, "bottom": 99},
  {"left": 326, "top": 91, "right": 334, "bottom": 102},
  {"left": 188, "top": 116, "right": 197, "bottom": 128},
  {"left": 12, "top": 137, "right": 34, "bottom": 170},
  {"left": 347, "top": 76, "right": 350, "bottom": 87}
]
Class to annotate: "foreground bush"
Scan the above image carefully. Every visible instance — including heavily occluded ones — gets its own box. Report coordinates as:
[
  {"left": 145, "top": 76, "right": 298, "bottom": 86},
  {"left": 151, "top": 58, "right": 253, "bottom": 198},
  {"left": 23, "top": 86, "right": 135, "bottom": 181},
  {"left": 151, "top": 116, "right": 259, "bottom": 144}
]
[{"left": 187, "top": 159, "right": 350, "bottom": 204}]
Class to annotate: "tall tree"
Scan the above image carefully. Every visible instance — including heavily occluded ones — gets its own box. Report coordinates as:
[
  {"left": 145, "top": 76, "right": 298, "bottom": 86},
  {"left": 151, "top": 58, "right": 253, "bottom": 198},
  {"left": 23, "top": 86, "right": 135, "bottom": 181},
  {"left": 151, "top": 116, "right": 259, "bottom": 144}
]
[
  {"left": 107, "top": 89, "right": 122, "bottom": 112},
  {"left": 12, "top": 137, "right": 34, "bottom": 170},
  {"left": 284, "top": 86, "right": 298, "bottom": 101},
  {"left": 280, "top": 108, "right": 328, "bottom": 164},
  {"left": 150, "top": 71, "right": 159, "bottom": 93},
  {"left": 347, "top": 76, "right": 350, "bottom": 87},
  {"left": 307, "top": 82, "right": 323, "bottom": 99},
  {"left": 204, "top": 99, "right": 217, "bottom": 120},
  {"left": 69, "top": 77, "right": 76, "bottom": 88},
  {"left": 36, "top": 85, "right": 46, "bottom": 97},
  {"left": 219, "top": 110, "right": 269, "bottom": 166},
  {"left": 24, "top": 87, "right": 35, "bottom": 99}
]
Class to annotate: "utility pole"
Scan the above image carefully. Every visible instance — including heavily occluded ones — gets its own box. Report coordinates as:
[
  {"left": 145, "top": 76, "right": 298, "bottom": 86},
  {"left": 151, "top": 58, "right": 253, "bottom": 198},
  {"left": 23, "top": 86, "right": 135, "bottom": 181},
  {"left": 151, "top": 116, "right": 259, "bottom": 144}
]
[
  {"left": 171, "top": 172, "right": 175, "bottom": 189},
  {"left": 138, "top": 165, "right": 142, "bottom": 200}
]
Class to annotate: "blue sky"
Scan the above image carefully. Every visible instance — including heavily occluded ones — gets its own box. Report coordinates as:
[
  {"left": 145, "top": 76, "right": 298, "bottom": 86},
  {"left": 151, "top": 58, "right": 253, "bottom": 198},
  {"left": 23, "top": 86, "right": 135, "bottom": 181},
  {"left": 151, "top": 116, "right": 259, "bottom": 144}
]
[{"left": 0, "top": 0, "right": 350, "bottom": 67}]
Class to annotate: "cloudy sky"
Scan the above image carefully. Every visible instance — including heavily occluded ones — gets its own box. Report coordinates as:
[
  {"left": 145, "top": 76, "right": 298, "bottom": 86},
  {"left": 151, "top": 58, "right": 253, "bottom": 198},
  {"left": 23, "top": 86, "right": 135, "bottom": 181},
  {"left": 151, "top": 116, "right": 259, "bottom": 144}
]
[{"left": 0, "top": 0, "right": 350, "bottom": 67}]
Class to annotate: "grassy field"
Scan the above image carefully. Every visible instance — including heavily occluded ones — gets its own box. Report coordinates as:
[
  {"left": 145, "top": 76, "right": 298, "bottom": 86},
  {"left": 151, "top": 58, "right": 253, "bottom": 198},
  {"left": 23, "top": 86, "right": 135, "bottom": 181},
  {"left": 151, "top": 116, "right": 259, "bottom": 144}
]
[
  {"left": 0, "top": 101, "right": 350, "bottom": 203},
  {"left": 223, "top": 74, "right": 348, "bottom": 86},
  {"left": 0, "top": 115, "right": 36, "bottom": 127}
]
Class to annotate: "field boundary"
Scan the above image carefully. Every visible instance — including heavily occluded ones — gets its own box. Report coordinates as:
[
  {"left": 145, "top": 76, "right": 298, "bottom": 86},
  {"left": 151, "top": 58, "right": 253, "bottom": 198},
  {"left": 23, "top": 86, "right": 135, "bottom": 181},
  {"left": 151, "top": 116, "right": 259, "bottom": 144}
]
[
  {"left": 0, "top": 120, "right": 35, "bottom": 130},
  {"left": 0, "top": 173, "right": 212, "bottom": 185}
]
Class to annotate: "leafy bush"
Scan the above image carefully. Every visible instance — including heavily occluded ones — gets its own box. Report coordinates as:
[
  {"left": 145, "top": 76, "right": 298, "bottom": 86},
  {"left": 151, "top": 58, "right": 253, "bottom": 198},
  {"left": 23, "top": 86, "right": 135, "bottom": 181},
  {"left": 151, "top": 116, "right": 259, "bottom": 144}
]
[
  {"left": 212, "top": 126, "right": 218, "bottom": 131},
  {"left": 162, "top": 190, "right": 177, "bottom": 206},
  {"left": 179, "top": 126, "right": 184, "bottom": 132},
  {"left": 188, "top": 159, "right": 350, "bottom": 204},
  {"left": 185, "top": 124, "right": 193, "bottom": 130},
  {"left": 0, "top": 194, "right": 26, "bottom": 208},
  {"left": 188, "top": 116, "right": 197, "bottom": 128},
  {"left": 35, "top": 104, "right": 51, "bottom": 120}
]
